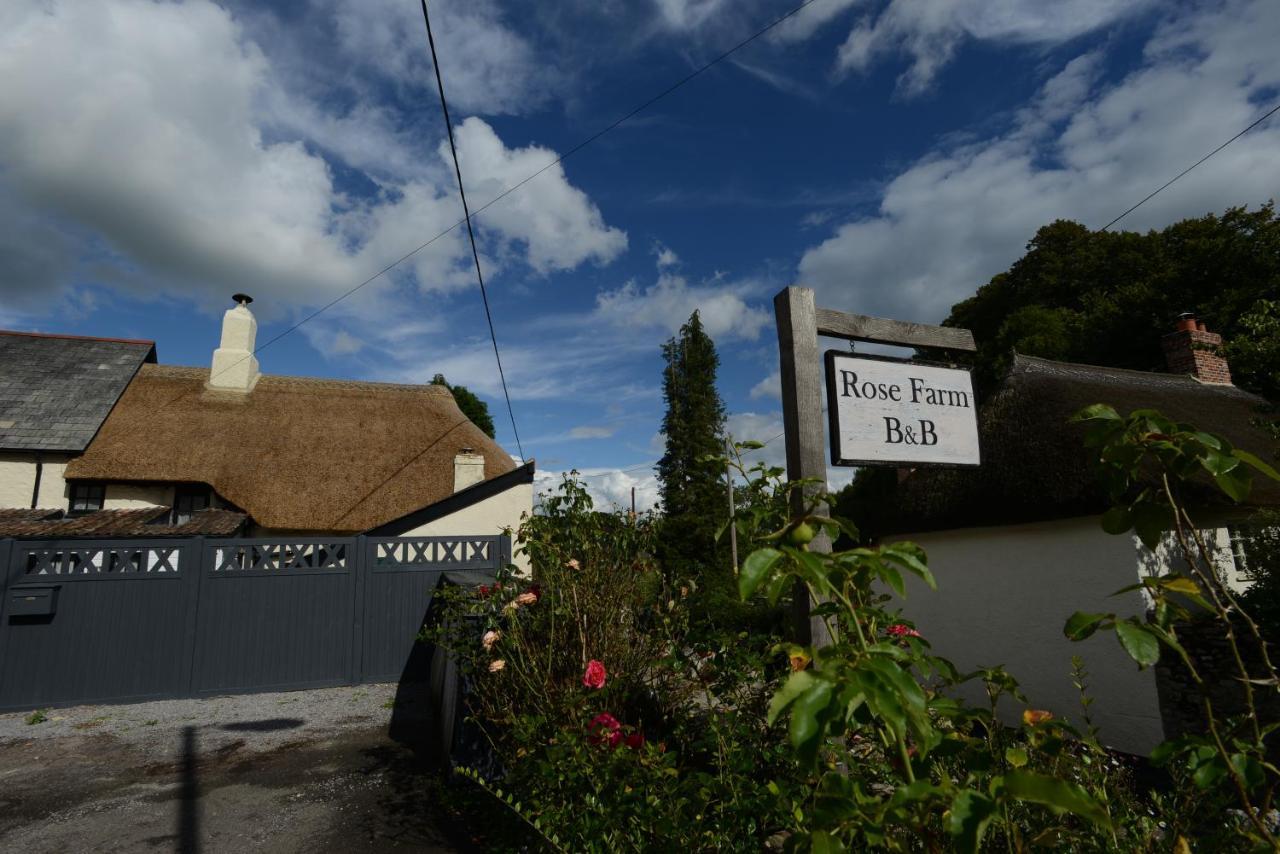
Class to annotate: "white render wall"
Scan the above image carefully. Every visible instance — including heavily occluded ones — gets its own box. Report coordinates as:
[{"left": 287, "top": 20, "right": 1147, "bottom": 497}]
[
  {"left": 399, "top": 482, "right": 533, "bottom": 575},
  {"left": 103, "top": 483, "right": 173, "bottom": 509},
  {"left": 893, "top": 516, "right": 1166, "bottom": 755},
  {"left": 0, "top": 452, "right": 72, "bottom": 509}
]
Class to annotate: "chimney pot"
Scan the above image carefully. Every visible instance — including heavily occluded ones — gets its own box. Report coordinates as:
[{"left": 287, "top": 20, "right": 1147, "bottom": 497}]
[{"left": 233, "top": 293, "right": 254, "bottom": 306}]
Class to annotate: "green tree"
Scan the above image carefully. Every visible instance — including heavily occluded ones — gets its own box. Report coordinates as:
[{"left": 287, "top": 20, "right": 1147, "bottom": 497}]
[
  {"left": 431, "top": 373, "right": 496, "bottom": 438},
  {"left": 944, "top": 204, "right": 1280, "bottom": 396},
  {"left": 656, "top": 312, "right": 727, "bottom": 588}
]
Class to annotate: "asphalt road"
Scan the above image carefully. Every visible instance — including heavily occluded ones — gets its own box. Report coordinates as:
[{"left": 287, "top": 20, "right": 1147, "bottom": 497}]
[{"left": 0, "top": 684, "right": 477, "bottom": 852}]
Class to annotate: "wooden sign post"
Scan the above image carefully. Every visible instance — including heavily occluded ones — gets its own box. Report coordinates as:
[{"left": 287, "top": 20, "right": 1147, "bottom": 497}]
[{"left": 773, "top": 287, "right": 977, "bottom": 646}]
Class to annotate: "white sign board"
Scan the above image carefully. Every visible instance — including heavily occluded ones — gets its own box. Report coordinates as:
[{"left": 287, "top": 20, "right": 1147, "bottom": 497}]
[{"left": 824, "top": 352, "right": 980, "bottom": 467}]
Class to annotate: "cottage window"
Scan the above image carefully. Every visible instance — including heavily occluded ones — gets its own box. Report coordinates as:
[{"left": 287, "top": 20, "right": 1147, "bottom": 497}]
[
  {"left": 68, "top": 483, "right": 105, "bottom": 515},
  {"left": 173, "top": 485, "right": 212, "bottom": 525}
]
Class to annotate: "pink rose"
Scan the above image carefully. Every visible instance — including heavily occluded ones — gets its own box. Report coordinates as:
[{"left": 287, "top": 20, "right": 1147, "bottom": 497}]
[
  {"left": 565, "top": 558, "right": 581, "bottom": 571},
  {"left": 624, "top": 732, "right": 645, "bottom": 751},
  {"left": 488, "top": 659, "right": 506, "bottom": 673},
  {"left": 515, "top": 591, "right": 537, "bottom": 606},
  {"left": 582, "top": 659, "right": 607, "bottom": 689},
  {"left": 481, "top": 630, "right": 501, "bottom": 651},
  {"left": 885, "top": 623, "right": 921, "bottom": 638}
]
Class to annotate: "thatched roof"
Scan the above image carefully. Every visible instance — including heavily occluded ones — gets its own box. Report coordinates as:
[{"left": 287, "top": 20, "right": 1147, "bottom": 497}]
[
  {"left": 881, "top": 354, "right": 1280, "bottom": 535},
  {"left": 0, "top": 507, "right": 246, "bottom": 538},
  {"left": 65, "top": 365, "right": 517, "bottom": 533}
]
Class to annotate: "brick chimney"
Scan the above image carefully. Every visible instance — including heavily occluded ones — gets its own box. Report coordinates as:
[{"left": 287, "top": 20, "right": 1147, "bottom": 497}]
[
  {"left": 454, "top": 448, "right": 485, "bottom": 492},
  {"left": 209, "top": 293, "right": 261, "bottom": 392},
  {"left": 1161, "top": 312, "right": 1232, "bottom": 385}
]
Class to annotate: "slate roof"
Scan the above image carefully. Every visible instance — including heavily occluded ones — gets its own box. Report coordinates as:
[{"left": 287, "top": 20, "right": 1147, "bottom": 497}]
[
  {"left": 0, "top": 507, "right": 247, "bottom": 538},
  {"left": 0, "top": 331, "right": 157, "bottom": 452},
  {"left": 869, "top": 354, "right": 1280, "bottom": 536}
]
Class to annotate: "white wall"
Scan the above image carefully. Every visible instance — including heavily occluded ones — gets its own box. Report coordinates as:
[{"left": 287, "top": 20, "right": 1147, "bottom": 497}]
[
  {"left": 400, "top": 482, "right": 533, "bottom": 575},
  {"left": 893, "top": 516, "right": 1165, "bottom": 755},
  {"left": 104, "top": 483, "right": 172, "bottom": 509},
  {"left": 0, "top": 452, "right": 72, "bottom": 509}
]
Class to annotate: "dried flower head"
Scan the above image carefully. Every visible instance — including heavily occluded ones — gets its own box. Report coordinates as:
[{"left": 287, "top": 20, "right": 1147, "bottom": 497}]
[{"left": 488, "top": 659, "right": 506, "bottom": 673}]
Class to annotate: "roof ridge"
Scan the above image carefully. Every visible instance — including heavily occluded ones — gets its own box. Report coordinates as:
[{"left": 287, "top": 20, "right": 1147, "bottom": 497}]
[
  {"left": 144, "top": 364, "right": 454, "bottom": 394},
  {"left": 0, "top": 329, "right": 155, "bottom": 346},
  {"left": 1011, "top": 353, "right": 1260, "bottom": 397}
]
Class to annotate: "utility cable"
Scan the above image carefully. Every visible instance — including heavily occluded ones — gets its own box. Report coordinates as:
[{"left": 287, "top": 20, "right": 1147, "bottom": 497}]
[
  {"left": 203, "top": 0, "right": 827, "bottom": 387},
  {"left": 1100, "top": 100, "right": 1280, "bottom": 232},
  {"left": 420, "top": 0, "right": 524, "bottom": 463}
]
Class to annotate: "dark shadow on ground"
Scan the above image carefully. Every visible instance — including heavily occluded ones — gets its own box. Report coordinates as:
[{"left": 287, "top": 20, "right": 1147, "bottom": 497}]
[
  {"left": 219, "top": 717, "right": 305, "bottom": 733},
  {"left": 179, "top": 725, "right": 198, "bottom": 854}
]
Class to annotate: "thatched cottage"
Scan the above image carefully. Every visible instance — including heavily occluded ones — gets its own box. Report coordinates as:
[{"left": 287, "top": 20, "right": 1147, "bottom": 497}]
[
  {"left": 0, "top": 297, "right": 532, "bottom": 547},
  {"left": 861, "top": 318, "right": 1278, "bottom": 754}
]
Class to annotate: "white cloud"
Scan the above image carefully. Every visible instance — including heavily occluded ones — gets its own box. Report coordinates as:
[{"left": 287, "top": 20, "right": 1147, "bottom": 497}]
[
  {"left": 449, "top": 118, "right": 628, "bottom": 274},
  {"left": 569, "top": 425, "right": 618, "bottom": 439},
  {"left": 316, "top": 0, "right": 553, "bottom": 116},
  {"left": 798, "top": 0, "right": 1280, "bottom": 324},
  {"left": 653, "top": 0, "right": 729, "bottom": 31},
  {"left": 535, "top": 468, "right": 661, "bottom": 512},
  {"left": 0, "top": 0, "right": 625, "bottom": 327},
  {"left": 750, "top": 369, "right": 782, "bottom": 401},
  {"left": 834, "top": 0, "right": 1152, "bottom": 96},
  {"left": 595, "top": 267, "right": 770, "bottom": 342}
]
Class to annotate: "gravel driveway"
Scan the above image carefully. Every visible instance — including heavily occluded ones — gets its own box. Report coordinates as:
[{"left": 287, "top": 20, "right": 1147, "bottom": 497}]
[{"left": 0, "top": 683, "right": 476, "bottom": 852}]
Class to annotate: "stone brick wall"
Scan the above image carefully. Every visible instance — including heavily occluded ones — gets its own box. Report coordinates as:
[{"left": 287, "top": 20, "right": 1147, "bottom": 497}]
[
  {"left": 1161, "top": 327, "right": 1233, "bottom": 385},
  {"left": 1154, "top": 615, "right": 1279, "bottom": 739}
]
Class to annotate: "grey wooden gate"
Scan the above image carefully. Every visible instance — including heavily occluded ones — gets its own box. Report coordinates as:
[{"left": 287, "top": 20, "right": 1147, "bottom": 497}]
[{"left": 0, "top": 533, "right": 508, "bottom": 711}]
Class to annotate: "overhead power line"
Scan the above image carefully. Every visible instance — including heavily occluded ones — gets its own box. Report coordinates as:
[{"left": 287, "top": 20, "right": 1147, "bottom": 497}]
[
  {"left": 204, "top": 0, "right": 826, "bottom": 387},
  {"left": 420, "top": 0, "right": 524, "bottom": 463},
  {"left": 1100, "top": 100, "right": 1280, "bottom": 232}
]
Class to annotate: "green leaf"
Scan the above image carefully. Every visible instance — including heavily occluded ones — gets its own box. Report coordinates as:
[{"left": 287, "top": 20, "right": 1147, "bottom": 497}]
[
  {"left": 1072, "top": 404, "right": 1121, "bottom": 422},
  {"left": 1100, "top": 506, "right": 1132, "bottom": 535},
  {"left": 768, "top": 670, "right": 816, "bottom": 726},
  {"left": 1063, "top": 612, "right": 1111, "bottom": 641},
  {"left": 1002, "top": 770, "right": 1111, "bottom": 828},
  {"left": 878, "top": 563, "right": 906, "bottom": 598},
  {"left": 1214, "top": 466, "right": 1252, "bottom": 503},
  {"left": 1199, "top": 449, "right": 1241, "bottom": 477},
  {"left": 1235, "top": 449, "right": 1280, "bottom": 482},
  {"left": 740, "top": 548, "right": 783, "bottom": 600},
  {"left": 808, "top": 830, "right": 847, "bottom": 854},
  {"left": 1005, "top": 747, "right": 1029, "bottom": 768},
  {"left": 1158, "top": 575, "right": 1201, "bottom": 595},
  {"left": 789, "top": 680, "right": 834, "bottom": 760},
  {"left": 1132, "top": 502, "right": 1170, "bottom": 551},
  {"left": 1114, "top": 620, "right": 1160, "bottom": 668},
  {"left": 948, "top": 790, "right": 996, "bottom": 854}
]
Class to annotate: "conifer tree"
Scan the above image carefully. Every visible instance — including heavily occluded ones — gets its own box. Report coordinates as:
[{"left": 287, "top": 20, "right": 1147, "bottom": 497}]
[{"left": 656, "top": 311, "right": 727, "bottom": 580}]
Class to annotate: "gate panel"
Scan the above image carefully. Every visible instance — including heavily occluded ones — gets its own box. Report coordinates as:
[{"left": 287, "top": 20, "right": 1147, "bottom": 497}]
[
  {"left": 0, "top": 539, "right": 194, "bottom": 711},
  {"left": 191, "top": 539, "right": 354, "bottom": 694},
  {"left": 361, "top": 536, "right": 504, "bottom": 682}
]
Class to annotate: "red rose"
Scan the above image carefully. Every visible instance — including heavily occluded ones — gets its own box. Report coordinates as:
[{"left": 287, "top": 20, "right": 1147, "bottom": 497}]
[
  {"left": 582, "top": 659, "right": 607, "bottom": 689},
  {"left": 587, "top": 712, "right": 621, "bottom": 746},
  {"left": 624, "top": 732, "right": 645, "bottom": 751},
  {"left": 886, "top": 623, "right": 921, "bottom": 638}
]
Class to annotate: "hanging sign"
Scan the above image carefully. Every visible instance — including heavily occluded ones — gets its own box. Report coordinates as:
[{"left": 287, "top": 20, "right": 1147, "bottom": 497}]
[{"left": 824, "top": 352, "right": 980, "bottom": 467}]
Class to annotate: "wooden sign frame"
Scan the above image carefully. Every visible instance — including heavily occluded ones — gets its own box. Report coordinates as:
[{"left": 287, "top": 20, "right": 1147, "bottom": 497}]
[{"left": 773, "top": 286, "right": 977, "bottom": 645}]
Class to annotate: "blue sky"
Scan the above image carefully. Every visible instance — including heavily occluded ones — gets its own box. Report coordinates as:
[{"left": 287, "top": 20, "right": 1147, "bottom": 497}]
[{"left": 2, "top": 0, "right": 1278, "bottom": 509}]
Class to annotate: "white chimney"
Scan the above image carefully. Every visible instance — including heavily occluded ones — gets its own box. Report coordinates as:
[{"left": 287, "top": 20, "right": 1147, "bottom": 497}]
[
  {"left": 454, "top": 448, "right": 485, "bottom": 492},
  {"left": 209, "top": 293, "right": 261, "bottom": 392}
]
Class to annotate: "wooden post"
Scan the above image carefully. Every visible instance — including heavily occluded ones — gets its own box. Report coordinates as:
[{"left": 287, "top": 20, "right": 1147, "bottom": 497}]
[
  {"left": 774, "top": 287, "right": 834, "bottom": 647},
  {"left": 725, "top": 435, "right": 738, "bottom": 574}
]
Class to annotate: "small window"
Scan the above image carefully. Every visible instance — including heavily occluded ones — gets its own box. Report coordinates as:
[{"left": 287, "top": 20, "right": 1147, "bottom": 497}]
[
  {"left": 173, "top": 485, "right": 212, "bottom": 525},
  {"left": 68, "top": 483, "right": 105, "bottom": 516}
]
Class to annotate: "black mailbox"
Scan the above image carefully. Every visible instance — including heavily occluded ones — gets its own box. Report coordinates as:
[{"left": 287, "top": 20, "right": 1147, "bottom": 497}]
[{"left": 9, "top": 585, "right": 59, "bottom": 617}]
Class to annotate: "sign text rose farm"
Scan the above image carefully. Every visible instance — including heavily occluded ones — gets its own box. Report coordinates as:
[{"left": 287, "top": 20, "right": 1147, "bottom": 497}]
[{"left": 824, "top": 353, "right": 980, "bottom": 467}]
